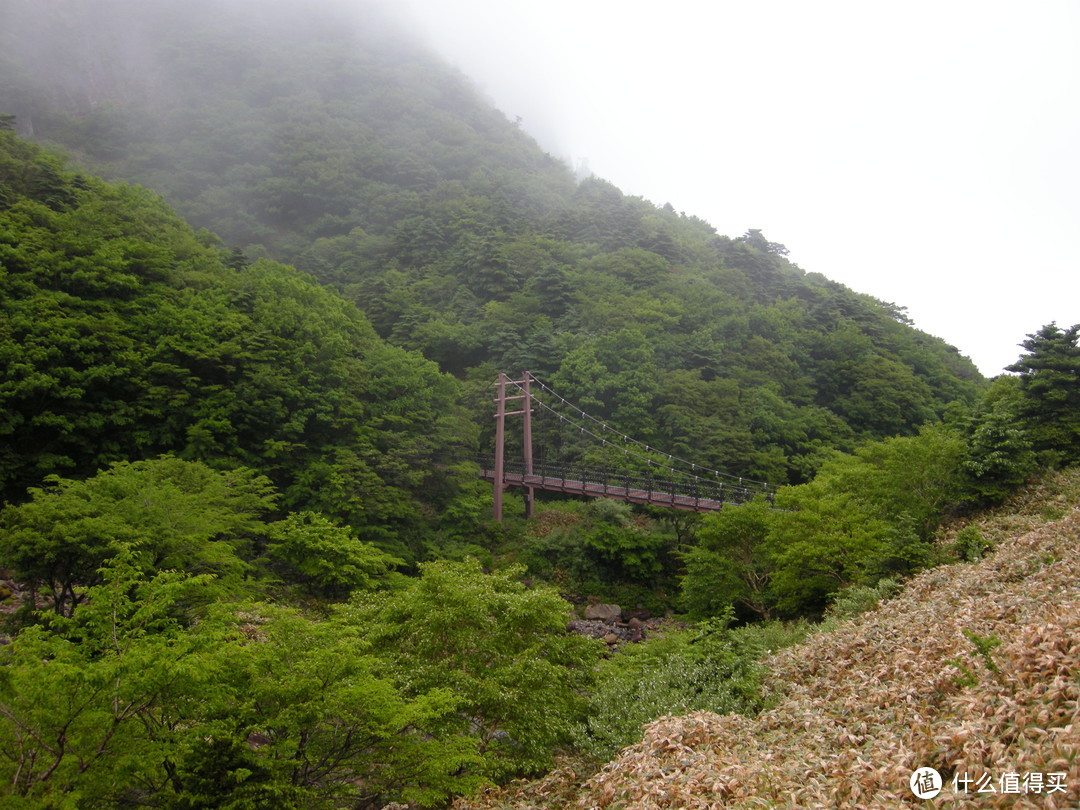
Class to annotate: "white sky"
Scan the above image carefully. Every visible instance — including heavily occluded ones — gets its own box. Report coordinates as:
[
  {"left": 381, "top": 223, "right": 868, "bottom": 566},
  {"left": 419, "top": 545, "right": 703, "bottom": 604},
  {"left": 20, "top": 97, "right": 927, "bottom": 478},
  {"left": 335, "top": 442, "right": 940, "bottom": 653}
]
[{"left": 394, "top": 0, "right": 1079, "bottom": 376}]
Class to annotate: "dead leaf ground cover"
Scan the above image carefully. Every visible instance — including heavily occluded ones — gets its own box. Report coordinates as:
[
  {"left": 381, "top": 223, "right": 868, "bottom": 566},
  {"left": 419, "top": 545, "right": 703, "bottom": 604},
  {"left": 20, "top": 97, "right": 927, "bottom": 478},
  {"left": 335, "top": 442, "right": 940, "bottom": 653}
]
[{"left": 458, "top": 471, "right": 1079, "bottom": 809}]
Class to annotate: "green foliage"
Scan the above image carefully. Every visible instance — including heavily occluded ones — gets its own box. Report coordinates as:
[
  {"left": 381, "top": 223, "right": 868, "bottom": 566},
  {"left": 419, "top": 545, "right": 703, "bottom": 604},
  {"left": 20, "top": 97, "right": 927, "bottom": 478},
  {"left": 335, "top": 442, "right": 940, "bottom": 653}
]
[
  {"left": 771, "top": 424, "right": 967, "bottom": 611},
  {"left": 961, "top": 375, "right": 1038, "bottom": 503},
  {"left": 818, "top": 578, "right": 901, "bottom": 630},
  {"left": 345, "top": 558, "right": 603, "bottom": 778},
  {"left": 951, "top": 525, "right": 989, "bottom": 562},
  {"left": 582, "top": 522, "right": 668, "bottom": 583},
  {"left": 0, "top": 549, "right": 227, "bottom": 805},
  {"left": 728, "top": 616, "right": 814, "bottom": 652},
  {"left": 947, "top": 629, "right": 1004, "bottom": 688},
  {"left": 577, "top": 499, "right": 669, "bottom": 584},
  {"left": 679, "top": 425, "right": 970, "bottom": 619},
  {"left": 518, "top": 500, "right": 681, "bottom": 611},
  {"left": 961, "top": 628, "right": 1003, "bottom": 675},
  {"left": 263, "top": 511, "right": 402, "bottom": 598},
  {"left": 680, "top": 499, "right": 776, "bottom": 620},
  {"left": 519, "top": 512, "right": 599, "bottom": 588},
  {"left": 0, "top": 549, "right": 486, "bottom": 808},
  {"left": 574, "top": 614, "right": 767, "bottom": 760},
  {"left": 220, "top": 605, "right": 484, "bottom": 808},
  {"left": 0, "top": 456, "right": 277, "bottom": 616},
  {"left": 1006, "top": 322, "right": 1080, "bottom": 465}
]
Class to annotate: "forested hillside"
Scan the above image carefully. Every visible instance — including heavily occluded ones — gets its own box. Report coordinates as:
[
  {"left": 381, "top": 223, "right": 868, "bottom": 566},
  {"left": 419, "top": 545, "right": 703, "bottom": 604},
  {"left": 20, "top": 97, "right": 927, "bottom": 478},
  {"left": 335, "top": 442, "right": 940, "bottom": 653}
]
[
  {"left": 2, "top": 2, "right": 1078, "bottom": 806},
  {"left": 0, "top": 128, "right": 483, "bottom": 561},
  {"left": 0, "top": 0, "right": 984, "bottom": 486}
]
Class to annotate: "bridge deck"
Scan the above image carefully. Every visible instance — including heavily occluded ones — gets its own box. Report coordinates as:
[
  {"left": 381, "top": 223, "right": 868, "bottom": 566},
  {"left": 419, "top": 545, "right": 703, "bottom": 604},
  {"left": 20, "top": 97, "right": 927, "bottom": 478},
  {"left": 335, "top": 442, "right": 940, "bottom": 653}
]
[{"left": 478, "top": 467, "right": 740, "bottom": 512}]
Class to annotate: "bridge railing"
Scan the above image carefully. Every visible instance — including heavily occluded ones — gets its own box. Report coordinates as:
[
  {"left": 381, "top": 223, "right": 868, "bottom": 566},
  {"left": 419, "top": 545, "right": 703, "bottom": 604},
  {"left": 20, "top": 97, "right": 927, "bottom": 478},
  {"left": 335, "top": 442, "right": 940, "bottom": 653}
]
[{"left": 477, "top": 456, "right": 773, "bottom": 508}]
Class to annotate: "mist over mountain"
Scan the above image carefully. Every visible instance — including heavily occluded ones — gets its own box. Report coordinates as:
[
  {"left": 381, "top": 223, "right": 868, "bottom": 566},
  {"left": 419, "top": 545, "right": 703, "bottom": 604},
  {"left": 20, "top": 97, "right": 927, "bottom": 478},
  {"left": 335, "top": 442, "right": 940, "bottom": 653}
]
[{"left": 1, "top": 0, "right": 984, "bottom": 490}]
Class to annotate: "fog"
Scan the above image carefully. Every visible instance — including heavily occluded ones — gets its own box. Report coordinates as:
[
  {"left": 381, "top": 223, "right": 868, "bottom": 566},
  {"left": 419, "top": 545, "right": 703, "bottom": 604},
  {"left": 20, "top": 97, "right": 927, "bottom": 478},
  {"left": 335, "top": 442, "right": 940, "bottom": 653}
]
[
  {"left": 3, "top": 0, "right": 1076, "bottom": 375},
  {"left": 396, "top": 0, "right": 1080, "bottom": 375}
]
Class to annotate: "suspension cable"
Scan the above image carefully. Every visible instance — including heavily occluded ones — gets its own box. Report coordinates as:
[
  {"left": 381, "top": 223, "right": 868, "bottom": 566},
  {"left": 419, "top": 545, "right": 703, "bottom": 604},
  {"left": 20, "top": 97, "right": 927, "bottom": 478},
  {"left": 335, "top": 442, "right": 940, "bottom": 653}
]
[{"left": 502, "top": 372, "right": 773, "bottom": 492}]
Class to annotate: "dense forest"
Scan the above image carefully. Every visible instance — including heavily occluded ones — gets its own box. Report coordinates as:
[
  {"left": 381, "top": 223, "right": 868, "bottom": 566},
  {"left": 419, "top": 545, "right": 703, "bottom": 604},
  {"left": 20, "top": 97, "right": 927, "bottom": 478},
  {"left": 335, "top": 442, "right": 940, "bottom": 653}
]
[
  {"left": 0, "top": 0, "right": 985, "bottom": 487},
  {"left": 0, "top": 1, "right": 1077, "bottom": 806}
]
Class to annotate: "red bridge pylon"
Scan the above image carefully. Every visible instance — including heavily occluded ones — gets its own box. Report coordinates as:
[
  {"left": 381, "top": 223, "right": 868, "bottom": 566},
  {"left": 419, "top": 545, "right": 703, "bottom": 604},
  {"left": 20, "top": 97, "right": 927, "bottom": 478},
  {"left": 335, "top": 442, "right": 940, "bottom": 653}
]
[{"left": 492, "top": 371, "right": 534, "bottom": 522}]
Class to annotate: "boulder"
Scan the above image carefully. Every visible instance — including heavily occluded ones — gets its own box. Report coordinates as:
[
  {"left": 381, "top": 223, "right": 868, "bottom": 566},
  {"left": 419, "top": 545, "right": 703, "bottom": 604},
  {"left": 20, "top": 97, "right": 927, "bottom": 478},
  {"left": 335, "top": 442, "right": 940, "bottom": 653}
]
[{"left": 584, "top": 603, "right": 622, "bottom": 621}]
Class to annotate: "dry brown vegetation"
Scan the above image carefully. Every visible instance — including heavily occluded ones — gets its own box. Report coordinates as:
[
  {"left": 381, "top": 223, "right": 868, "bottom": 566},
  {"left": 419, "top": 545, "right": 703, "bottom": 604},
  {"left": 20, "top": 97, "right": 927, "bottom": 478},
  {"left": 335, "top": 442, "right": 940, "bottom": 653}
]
[{"left": 459, "top": 471, "right": 1079, "bottom": 809}]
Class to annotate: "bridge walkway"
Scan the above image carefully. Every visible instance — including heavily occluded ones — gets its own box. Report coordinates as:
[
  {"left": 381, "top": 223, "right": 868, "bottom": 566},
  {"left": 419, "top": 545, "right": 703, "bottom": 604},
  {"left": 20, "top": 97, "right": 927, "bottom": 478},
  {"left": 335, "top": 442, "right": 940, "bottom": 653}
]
[{"left": 478, "top": 459, "right": 768, "bottom": 513}]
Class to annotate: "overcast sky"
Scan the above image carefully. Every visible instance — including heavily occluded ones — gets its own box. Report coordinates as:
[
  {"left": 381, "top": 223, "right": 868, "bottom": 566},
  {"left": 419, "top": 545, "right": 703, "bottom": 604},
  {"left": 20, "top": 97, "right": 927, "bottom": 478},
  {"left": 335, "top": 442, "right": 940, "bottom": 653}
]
[{"left": 394, "top": 0, "right": 1079, "bottom": 376}]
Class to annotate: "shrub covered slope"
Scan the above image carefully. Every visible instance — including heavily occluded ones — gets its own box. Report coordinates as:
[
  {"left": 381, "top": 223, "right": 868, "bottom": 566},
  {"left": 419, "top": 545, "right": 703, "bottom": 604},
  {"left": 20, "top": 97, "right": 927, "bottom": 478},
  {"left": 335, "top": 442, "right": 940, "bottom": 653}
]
[{"left": 459, "top": 472, "right": 1080, "bottom": 808}]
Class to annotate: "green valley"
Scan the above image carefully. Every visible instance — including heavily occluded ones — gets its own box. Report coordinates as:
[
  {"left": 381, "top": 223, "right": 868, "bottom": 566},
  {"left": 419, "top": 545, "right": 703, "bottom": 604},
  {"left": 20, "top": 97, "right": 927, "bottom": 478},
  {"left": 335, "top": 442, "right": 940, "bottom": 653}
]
[{"left": 0, "top": 1, "right": 1076, "bottom": 806}]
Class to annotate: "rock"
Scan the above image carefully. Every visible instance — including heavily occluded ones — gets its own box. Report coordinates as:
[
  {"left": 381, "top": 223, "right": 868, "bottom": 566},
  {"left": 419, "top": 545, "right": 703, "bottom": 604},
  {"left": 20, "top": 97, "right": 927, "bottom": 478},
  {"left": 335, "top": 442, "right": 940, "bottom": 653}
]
[
  {"left": 568, "top": 619, "right": 615, "bottom": 639},
  {"left": 568, "top": 617, "right": 650, "bottom": 645},
  {"left": 622, "top": 608, "right": 652, "bottom": 622},
  {"left": 628, "top": 616, "right": 644, "bottom": 629},
  {"left": 584, "top": 603, "right": 622, "bottom": 621}
]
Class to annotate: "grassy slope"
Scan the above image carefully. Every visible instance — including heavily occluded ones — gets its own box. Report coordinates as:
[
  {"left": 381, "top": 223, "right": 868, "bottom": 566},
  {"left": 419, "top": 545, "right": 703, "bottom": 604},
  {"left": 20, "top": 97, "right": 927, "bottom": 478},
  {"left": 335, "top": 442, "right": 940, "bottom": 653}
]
[{"left": 460, "top": 470, "right": 1080, "bottom": 808}]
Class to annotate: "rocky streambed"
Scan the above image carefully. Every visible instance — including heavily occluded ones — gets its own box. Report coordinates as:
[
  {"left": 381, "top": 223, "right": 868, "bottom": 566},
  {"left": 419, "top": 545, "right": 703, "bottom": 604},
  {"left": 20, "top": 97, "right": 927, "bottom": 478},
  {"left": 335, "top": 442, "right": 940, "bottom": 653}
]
[{"left": 568, "top": 603, "right": 675, "bottom": 646}]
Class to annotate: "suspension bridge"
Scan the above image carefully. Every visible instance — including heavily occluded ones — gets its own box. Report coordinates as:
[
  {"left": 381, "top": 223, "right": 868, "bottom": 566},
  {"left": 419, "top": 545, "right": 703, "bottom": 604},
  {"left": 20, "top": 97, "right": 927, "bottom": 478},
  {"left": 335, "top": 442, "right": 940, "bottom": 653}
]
[{"left": 482, "top": 372, "right": 775, "bottom": 521}]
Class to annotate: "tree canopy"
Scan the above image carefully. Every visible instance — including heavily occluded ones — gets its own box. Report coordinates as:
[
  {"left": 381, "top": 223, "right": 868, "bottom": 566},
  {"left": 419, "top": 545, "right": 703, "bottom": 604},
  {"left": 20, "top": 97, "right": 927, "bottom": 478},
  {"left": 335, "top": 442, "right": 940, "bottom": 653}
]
[{"left": 0, "top": 128, "right": 475, "bottom": 557}]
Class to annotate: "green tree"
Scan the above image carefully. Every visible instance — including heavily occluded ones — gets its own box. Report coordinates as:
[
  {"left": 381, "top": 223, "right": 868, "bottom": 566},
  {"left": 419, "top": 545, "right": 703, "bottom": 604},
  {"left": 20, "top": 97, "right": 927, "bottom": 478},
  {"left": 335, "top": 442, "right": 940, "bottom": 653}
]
[
  {"left": 962, "top": 375, "right": 1038, "bottom": 503},
  {"left": 1006, "top": 322, "right": 1080, "bottom": 464},
  {"left": 737, "top": 228, "right": 789, "bottom": 256},
  {"left": 680, "top": 499, "right": 776, "bottom": 620},
  {"left": 0, "top": 456, "right": 277, "bottom": 616},
  {"left": 761, "top": 425, "right": 966, "bottom": 615},
  {"left": 575, "top": 497, "right": 670, "bottom": 585},
  {"left": 346, "top": 558, "right": 602, "bottom": 778},
  {"left": 0, "top": 549, "right": 483, "bottom": 808},
  {"left": 0, "top": 548, "right": 241, "bottom": 805},
  {"left": 220, "top": 605, "right": 483, "bottom": 808},
  {"left": 263, "top": 511, "right": 402, "bottom": 599}
]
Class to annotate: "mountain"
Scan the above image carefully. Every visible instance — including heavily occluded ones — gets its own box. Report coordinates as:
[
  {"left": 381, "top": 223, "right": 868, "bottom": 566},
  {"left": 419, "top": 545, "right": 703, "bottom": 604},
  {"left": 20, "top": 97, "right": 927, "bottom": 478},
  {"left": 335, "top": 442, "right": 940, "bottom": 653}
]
[
  {"left": 0, "top": 7, "right": 1073, "bottom": 804},
  {"left": 0, "top": 0, "right": 984, "bottom": 490}
]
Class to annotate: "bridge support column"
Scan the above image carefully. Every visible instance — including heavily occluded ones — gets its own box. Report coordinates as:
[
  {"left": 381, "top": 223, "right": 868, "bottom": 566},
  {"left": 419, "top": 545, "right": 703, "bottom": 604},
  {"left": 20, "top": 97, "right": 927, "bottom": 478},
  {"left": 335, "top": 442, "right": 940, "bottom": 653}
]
[
  {"left": 493, "top": 373, "right": 506, "bottom": 522},
  {"left": 491, "top": 371, "right": 534, "bottom": 522},
  {"left": 522, "top": 371, "right": 534, "bottom": 519}
]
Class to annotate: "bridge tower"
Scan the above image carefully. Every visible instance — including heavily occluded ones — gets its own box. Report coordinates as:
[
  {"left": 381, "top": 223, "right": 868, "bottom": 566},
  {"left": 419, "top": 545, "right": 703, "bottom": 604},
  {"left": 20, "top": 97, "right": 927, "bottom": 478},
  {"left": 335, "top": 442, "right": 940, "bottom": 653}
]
[{"left": 492, "top": 371, "right": 534, "bottom": 522}]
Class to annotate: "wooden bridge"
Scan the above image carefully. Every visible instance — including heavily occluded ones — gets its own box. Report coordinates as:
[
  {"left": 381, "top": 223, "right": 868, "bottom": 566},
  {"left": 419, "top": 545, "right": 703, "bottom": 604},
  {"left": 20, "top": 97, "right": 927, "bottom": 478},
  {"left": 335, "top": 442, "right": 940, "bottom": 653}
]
[
  {"left": 478, "top": 458, "right": 769, "bottom": 513},
  {"left": 485, "top": 372, "right": 775, "bottom": 520}
]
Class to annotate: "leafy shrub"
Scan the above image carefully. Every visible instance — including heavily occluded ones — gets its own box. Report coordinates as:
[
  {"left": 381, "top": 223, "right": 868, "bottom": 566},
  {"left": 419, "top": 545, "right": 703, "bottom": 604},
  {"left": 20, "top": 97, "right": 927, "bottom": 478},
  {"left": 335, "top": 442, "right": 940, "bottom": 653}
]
[
  {"left": 951, "top": 525, "right": 989, "bottom": 562},
  {"left": 345, "top": 559, "right": 603, "bottom": 779},
  {"left": 820, "top": 577, "right": 901, "bottom": 629},
  {"left": 574, "top": 614, "right": 766, "bottom": 759},
  {"left": 728, "top": 617, "right": 814, "bottom": 654}
]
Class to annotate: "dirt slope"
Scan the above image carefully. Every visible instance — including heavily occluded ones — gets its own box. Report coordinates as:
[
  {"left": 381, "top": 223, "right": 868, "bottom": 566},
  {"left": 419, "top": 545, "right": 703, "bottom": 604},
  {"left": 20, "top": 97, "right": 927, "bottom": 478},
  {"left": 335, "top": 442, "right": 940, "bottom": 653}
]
[{"left": 460, "top": 483, "right": 1079, "bottom": 809}]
